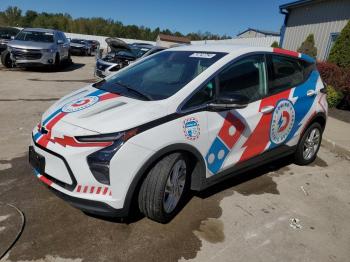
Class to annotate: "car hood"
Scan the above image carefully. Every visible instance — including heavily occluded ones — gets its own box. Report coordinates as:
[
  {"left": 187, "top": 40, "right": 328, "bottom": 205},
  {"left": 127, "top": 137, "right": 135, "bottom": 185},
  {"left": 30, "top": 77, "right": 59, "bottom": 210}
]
[
  {"left": 105, "top": 37, "right": 130, "bottom": 52},
  {"left": 70, "top": 42, "right": 85, "bottom": 48},
  {"left": 41, "top": 86, "right": 168, "bottom": 134},
  {"left": 8, "top": 40, "right": 54, "bottom": 50}
]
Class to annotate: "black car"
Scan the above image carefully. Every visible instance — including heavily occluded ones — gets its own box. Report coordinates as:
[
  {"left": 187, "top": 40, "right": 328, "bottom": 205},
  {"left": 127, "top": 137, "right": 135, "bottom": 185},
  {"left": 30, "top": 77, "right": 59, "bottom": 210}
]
[
  {"left": 0, "top": 27, "right": 20, "bottom": 54},
  {"left": 69, "top": 39, "right": 93, "bottom": 56},
  {"left": 86, "top": 40, "right": 100, "bottom": 52}
]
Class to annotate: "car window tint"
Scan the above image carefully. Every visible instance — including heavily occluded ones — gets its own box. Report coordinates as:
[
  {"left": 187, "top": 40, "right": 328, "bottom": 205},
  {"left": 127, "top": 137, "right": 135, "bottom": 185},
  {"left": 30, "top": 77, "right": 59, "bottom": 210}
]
[
  {"left": 218, "top": 55, "right": 267, "bottom": 102},
  {"left": 269, "top": 55, "right": 304, "bottom": 94},
  {"left": 182, "top": 79, "right": 216, "bottom": 109}
]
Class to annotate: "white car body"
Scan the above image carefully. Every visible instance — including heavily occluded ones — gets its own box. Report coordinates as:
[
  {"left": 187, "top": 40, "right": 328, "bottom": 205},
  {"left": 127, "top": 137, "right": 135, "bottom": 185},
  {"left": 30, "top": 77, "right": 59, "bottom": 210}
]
[{"left": 30, "top": 45, "right": 327, "bottom": 218}]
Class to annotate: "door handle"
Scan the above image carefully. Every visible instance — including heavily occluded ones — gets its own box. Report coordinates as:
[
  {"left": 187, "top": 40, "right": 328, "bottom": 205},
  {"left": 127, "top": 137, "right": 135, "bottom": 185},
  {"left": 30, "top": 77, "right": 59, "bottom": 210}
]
[
  {"left": 261, "top": 105, "right": 275, "bottom": 114},
  {"left": 307, "top": 90, "right": 317, "bottom": 97}
]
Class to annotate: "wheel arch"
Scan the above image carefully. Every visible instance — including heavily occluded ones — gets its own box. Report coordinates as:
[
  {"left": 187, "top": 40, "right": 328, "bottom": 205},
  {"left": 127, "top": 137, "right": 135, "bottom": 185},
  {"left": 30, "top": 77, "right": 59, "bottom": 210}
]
[
  {"left": 122, "top": 143, "right": 207, "bottom": 216},
  {"left": 308, "top": 112, "right": 327, "bottom": 131}
]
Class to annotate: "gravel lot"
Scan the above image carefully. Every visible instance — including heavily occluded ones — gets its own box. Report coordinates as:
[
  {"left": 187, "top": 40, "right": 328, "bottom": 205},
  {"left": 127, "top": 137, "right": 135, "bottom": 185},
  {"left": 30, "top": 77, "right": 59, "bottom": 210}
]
[{"left": 0, "top": 57, "right": 350, "bottom": 262}]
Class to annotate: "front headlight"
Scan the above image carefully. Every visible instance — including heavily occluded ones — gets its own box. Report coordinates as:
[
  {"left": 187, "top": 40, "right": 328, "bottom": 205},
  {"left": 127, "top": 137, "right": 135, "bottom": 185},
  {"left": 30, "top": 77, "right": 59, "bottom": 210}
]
[
  {"left": 42, "top": 49, "right": 55, "bottom": 53},
  {"left": 76, "top": 129, "right": 138, "bottom": 185}
]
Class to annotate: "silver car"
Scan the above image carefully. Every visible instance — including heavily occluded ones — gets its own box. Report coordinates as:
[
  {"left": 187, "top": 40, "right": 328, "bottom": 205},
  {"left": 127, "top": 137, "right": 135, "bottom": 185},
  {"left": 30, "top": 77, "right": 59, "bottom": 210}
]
[{"left": 7, "top": 28, "right": 70, "bottom": 67}]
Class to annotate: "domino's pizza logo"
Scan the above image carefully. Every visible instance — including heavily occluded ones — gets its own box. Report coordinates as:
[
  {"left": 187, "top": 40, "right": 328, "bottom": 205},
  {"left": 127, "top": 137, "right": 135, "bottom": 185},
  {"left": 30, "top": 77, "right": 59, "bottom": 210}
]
[
  {"left": 270, "top": 99, "right": 295, "bottom": 145},
  {"left": 62, "top": 96, "right": 99, "bottom": 113},
  {"left": 183, "top": 118, "right": 200, "bottom": 140}
]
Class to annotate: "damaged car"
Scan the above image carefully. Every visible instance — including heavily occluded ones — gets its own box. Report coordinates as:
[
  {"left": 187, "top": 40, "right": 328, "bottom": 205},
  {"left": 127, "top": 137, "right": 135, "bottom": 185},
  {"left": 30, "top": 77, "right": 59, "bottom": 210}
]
[
  {"left": 70, "top": 39, "right": 93, "bottom": 56},
  {"left": 95, "top": 38, "right": 159, "bottom": 78}
]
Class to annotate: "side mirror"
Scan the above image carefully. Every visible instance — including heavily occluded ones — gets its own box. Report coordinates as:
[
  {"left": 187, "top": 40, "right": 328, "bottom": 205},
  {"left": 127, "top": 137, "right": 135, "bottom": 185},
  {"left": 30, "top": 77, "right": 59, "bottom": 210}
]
[
  {"left": 208, "top": 93, "right": 249, "bottom": 111},
  {"left": 57, "top": 39, "right": 64, "bottom": 44},
  {"left": 10, "top": 36, "right": 15, "bottom": 40}
]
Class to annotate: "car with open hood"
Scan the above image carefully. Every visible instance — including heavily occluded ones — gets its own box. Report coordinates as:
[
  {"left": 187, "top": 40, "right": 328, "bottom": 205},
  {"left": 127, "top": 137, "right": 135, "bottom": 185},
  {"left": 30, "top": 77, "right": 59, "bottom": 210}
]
[
  {"left": 30, "top": 44, "right": 327, "bottom": 223},
  {"left": 95, "top": 38, "right": 156, "bottom": 78}
]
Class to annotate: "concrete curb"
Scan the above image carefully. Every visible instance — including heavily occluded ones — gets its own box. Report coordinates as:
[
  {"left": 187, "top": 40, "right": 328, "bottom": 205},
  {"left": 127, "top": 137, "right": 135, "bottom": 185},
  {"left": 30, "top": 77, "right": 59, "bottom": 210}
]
[{"left": 322, "top": 138, "right": 350, "bottom": 160}]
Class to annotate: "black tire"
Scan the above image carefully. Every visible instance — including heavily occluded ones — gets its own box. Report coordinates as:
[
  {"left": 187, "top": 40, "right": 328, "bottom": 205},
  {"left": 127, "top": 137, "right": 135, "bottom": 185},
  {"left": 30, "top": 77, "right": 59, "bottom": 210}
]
[
  {"left": 138, "top": 153, "right": 190, "bottom": 223},
  {"left": 294, "top": 122, "right": 323, "bottom": 165},
  {"left": 54, "top": 53, "right": 60, "bottom": 68},
  {"left": 1, "top": 50, "right": 13, "bottom": 68}
]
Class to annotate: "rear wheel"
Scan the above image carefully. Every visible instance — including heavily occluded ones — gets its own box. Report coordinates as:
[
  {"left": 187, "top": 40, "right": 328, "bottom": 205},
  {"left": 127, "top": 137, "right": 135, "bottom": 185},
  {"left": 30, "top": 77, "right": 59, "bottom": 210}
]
[
  {"left": 1, "top": 50, "right": 13, "bottom": 68},
  {"left": 138, "top": 153, "right": 190, "bottom": 223},
  {"left": 294, "top": 122, "right": 322, "bottom": 165}
]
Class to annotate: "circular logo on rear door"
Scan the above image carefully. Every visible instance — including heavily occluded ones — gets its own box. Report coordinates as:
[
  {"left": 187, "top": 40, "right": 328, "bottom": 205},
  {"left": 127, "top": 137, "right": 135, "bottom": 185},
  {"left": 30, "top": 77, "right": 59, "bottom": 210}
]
[
  {"left": 270, "top": 99, "right": 295, "bottom": 144},
  {"left": 62, "top": 96, "right": 99, "bottom": 113}
]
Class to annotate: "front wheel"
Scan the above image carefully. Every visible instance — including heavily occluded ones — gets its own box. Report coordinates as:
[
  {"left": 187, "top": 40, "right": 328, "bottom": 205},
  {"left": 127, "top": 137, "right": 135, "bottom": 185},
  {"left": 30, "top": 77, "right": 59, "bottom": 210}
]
[
  {"left": 1, "top": 50, "right": 13, "bottom": 68},
  {"left": 138, "top": 153, "right": 190, "bottom": 223},
  {"left": 294, "top": 122, "right": 323, "bottom": 165}
]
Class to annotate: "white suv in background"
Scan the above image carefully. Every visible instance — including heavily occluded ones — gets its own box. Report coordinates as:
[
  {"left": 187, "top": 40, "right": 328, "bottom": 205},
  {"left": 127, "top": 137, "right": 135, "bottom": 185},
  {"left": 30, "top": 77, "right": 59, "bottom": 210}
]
[{"left": 7, "top": 28, "right": 70, "bottom": 68}]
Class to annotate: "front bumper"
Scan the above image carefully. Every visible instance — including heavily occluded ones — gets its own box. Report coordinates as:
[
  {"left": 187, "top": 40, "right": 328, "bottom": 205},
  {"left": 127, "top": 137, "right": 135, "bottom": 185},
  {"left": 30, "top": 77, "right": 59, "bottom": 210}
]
[
  {"left": 11, "top": 50, "right": 56, "bottom": 66},
  {"left": 29, "top": 137, "right": 129, "bottom": 218}
]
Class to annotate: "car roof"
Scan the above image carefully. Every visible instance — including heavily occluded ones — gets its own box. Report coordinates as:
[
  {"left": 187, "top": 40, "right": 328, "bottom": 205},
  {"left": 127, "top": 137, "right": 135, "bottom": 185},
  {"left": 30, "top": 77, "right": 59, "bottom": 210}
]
[
  {"left": 22, "top": 28, "right": 58, "bottom": 33},
  {"left": 169, "top": 44, "right": 270, "bottom": 54}
]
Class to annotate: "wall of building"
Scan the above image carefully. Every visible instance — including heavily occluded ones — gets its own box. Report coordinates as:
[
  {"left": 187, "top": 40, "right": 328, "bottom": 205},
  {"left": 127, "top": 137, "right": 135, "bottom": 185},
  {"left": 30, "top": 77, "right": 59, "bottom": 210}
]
[
  {"left": 281, "top": 0, "right": 350, "bottom": 60},
  {"left": 191, "top": 36, "right": 280, "bottom": 47}
]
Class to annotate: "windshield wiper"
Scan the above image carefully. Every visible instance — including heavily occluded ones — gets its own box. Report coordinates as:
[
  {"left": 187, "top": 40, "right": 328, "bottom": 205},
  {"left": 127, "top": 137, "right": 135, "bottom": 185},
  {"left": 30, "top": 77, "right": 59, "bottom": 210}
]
[{"left": 115, "top": 81, "right": 152, "bottom": 101}]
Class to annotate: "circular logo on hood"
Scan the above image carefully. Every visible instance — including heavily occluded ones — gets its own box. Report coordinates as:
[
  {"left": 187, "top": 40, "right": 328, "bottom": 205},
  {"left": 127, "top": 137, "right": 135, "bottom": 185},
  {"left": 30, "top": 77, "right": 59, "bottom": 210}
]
[
  {"left": 270, "top": 99, "right": 295, "bottom": 145},
  {"left": 62, "top": 96, "right": 99, "bottom": 113}
]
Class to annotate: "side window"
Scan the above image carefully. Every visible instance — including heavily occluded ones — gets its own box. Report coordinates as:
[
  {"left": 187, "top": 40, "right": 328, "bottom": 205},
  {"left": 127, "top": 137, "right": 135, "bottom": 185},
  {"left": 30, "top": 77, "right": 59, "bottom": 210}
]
[
  {"left": 182, "top": 79, "right": 216, "bottom": 110},
  {"left": 218, "top": 55, "right": 267, "bottom": 102},
  {"left": 269, "top": 55, "right": 304, "bottom": 95}
]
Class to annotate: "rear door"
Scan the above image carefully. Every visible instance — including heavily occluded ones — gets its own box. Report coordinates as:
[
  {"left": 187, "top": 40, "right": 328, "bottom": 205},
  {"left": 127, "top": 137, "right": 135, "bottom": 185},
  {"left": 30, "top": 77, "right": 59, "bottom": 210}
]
[
  {"left": 205, "top": 54, "right": 269, "bottom": 175},
  {"left": 267, "top": 54, "right": 313, "bottom": 148}
]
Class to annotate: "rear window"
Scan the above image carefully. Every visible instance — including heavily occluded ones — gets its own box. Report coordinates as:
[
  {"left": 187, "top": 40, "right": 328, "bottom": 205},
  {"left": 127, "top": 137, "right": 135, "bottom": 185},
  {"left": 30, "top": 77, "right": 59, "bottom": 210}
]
[{"left": 268, "top": 55, "right": 304, "bottom": 94}]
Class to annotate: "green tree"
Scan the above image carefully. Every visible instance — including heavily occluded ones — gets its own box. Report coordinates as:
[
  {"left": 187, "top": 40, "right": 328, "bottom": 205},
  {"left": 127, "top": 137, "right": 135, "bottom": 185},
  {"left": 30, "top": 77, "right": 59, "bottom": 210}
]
[
  {"left": 271, "top": 41, "right": 279, "bottom": 48},
  {"left": 328, "top": 21, "right": 350, "bottom": 68},
  {"left": 1, "top": 6, "right": 22, "bottom": 26},
  {"left": 297, "top": 34, "right": 317, "bottom": 58}
]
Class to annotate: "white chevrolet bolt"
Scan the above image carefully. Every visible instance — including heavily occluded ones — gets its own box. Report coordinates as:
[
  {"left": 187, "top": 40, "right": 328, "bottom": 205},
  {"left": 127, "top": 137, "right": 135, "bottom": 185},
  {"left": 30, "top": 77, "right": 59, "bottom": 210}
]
[{"left": 30, "top": 44, "right": 327, "bottom": 223}]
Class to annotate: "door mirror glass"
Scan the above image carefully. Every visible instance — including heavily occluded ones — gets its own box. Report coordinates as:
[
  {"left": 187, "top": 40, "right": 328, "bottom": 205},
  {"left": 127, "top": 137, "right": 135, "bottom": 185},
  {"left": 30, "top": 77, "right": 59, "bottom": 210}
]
[
  {"left": 57, "top": 39, "right": 64, "bottom": 44},
  {"left": 208, "top": 92, "right": 249, "bottom": 111},
  {"left": 10, "top": 35, "right": 15, "bottom": 40}
]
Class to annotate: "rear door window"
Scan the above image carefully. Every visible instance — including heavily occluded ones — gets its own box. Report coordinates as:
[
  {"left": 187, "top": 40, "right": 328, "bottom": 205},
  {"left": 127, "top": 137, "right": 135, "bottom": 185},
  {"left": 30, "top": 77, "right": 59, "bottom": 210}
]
[{"left": 268, "top": 55, "right": 304, "bottom": 95}]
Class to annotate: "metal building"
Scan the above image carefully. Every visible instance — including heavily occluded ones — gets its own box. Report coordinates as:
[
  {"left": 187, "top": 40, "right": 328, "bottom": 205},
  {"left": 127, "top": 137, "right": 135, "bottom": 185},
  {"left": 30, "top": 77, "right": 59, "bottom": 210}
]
[
  {"left": 280, "top": 0, "right": 350, "bottom": 60},
  {"left": 236, "top": 28, "right": 280, "bottom": 38}
]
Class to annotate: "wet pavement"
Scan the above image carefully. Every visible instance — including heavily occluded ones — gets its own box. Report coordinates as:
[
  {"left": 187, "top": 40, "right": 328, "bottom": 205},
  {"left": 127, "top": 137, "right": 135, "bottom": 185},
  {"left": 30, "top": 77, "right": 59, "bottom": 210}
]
[{"left": 1, "top": 57, "right": 350, "bottom": 262}]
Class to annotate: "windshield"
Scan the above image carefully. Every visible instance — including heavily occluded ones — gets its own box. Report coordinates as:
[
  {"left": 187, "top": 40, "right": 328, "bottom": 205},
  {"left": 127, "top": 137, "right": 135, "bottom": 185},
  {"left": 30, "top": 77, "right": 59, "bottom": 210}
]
[
  {"left": 15, "top": 31, "right": 54, "bottom": 43},
  {"left": 95, "top": 51, "right": 227, "bottom": 100}
]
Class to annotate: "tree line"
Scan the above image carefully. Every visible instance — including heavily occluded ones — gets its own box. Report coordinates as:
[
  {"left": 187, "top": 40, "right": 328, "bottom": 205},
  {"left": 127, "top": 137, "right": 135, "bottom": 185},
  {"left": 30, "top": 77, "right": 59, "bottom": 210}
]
[{"left": 0, "top": 6, "right": 232, "bottom": 41}]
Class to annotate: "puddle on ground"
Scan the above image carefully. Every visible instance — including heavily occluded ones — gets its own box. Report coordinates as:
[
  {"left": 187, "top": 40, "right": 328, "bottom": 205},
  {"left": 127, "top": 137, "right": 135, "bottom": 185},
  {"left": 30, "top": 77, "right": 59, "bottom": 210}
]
[{"left": 0, "top": 152, "right": 295, "bottom": 261}]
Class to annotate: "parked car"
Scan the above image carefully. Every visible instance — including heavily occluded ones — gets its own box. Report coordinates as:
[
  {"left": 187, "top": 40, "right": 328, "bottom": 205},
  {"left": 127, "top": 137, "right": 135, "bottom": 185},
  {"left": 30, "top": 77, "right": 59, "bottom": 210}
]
[
  {"left": 0, "top": 27, "right": 21, "bottom": 67},
  {"left": 95, "top": 38, "right": 160, "bottom": 78},
  {"left": 70, "top": 39, "right": 93, "bottom": 56},
  {"left": 86, "top": 40, "right": 100, "bottom": 52},
  {"left": 6, "top": 28, "right": 71, "bottom": 68},
  {"left": 29, "top": 45, "right": 327, "bottom": 223}
]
